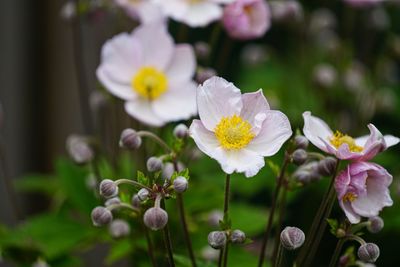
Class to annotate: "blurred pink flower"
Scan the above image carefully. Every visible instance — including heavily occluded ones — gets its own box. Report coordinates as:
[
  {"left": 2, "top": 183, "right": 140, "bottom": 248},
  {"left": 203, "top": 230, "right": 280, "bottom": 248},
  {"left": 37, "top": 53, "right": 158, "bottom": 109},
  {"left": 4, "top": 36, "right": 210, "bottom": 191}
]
[
  {"left": 344, "top": 0, "right": 383, "bottom": 8},
  {"left": 335, "top": 162, "right": 393, "bottom": 224},
  {"left": 189, "top": 76, "right": 292, "bottom": 177},
  {"left": 303, "top": 111, "right": 399, "bottom": 161},
  {"left": 113, "top": 0, "right": 164, "bottom": 24},
  {"left": 222, "top": 0, "right": 271, "bottom": 40},
  {"left": 97, "top": 23, "right": 197, "bottom": 126}
]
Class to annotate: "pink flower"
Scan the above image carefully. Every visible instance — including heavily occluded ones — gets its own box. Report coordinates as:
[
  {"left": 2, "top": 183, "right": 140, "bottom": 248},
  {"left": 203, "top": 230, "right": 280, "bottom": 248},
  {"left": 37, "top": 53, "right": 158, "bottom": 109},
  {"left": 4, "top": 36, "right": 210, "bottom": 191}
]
[
  {"left": 335, "top": 162, "right": 393, "bottom": 224},
  {"left": 222, "top": 0, "right": 271, "bottom": 40},
  {"left": 303, "top": 111, "right": 399, "bottom": 161},
  {"left": 189, "top": 76, "right": 292, "bottom": 177}
]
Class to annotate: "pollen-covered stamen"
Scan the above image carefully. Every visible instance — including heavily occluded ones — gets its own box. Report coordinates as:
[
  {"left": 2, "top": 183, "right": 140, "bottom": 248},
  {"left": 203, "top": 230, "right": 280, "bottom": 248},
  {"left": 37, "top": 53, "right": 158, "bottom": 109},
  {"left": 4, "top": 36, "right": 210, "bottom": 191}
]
[
  {"left": 343, "top": 192, "right": 357, "bottom": 202},
  {"left": 214, "top": 115, "right": 255, "bottom": 150},
  {"left": 330, "top": 131, "right": 363, "bottom": 152},
  {"left": 132, "top": 67, "right": 168, "bottom": 100}
]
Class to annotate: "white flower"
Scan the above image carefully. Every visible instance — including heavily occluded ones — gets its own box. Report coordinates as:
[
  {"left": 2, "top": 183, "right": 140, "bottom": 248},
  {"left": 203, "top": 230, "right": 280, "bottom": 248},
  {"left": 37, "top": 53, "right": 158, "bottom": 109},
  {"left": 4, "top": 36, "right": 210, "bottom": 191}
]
[
  {"left": 189, "top": 76, "right": 292, "bottom": 177},
  {"left": 154, "top": 0, "right": 234, "bottom": 27},
  {"left": 113, "top": 0, "right": 164, "bottom": 24},
  {"left": 97, "top": 23, "right": 197, "bottom": 126}
]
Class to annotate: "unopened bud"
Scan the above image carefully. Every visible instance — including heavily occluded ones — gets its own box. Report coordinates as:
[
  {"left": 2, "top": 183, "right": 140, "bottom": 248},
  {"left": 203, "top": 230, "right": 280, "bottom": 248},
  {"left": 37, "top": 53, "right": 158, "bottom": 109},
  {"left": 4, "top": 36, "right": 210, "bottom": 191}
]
[
  {"left": 99, "top": 179, "right": 118, "bottom": 199},
  {"left": 292, "top": 149, "right": 308, "bottom": 165},
  {"left": 231, "top": 229, "right": 246, "bottom": 244},
  {"left": 162, "top": 162, "right": 185, "bottom": 180},
  {"left": 208, "top": 210, "right": 223, "bottom": 227},
  {"left": 147, "top": 157, "right": 163, "bottom": 172},
  {"left": 173, "top": 124, "right": 189, "bottom": 139},
  {"left": 109, "top": 219, "right": 130, "bottom": 238},
  {"left": 105, "top": 197, "right": 121, "bottom": 207},
  {"left": 143, "top": 207, "right": 168, "bottom": 231},
  {"left": 208, "top": 231, "right": 227, "bottom": 249},
  {"left": 91, "top": 206, "right": 113, "bottom": 226},
  {"left": 294, "top": 135, "right": 309, "bottom": 149},
  {"left": 66, "top": 135, "right": 94, "bottom": 164},
  {"left": 173, "top": 176, "right": 188, "bottom": 193},
  {"left": 119, "top": 128, "right": 142, "bottom": 150},
  {"left": 131, "top": 194, "right": 141, "bottom": 208},
  {"left": 280, "top": 226, "right": 305, "bottom": 250},
  {"left": 336, "top": 228, "right": 346, "bottom": 238},
  {"left": 194, "top": 41, "right": 210, "bottom": 60},
  {"left": 317, "top": 157, "right": 337, "bottom": 176},
  {"left": 357, "top": 243, "right": 380, "bottom": 263},
  {"left": 293, "top": 162, "right": 321, "bottom": 184},
  {"left": 367, "top": 216, "right": 384, "bottom": 234},
  {"left": 196, "top": 67, "right": 217, "bottom": 84},
  {"left": 137, "top": 188, "right": 150, "bottom": 201}
]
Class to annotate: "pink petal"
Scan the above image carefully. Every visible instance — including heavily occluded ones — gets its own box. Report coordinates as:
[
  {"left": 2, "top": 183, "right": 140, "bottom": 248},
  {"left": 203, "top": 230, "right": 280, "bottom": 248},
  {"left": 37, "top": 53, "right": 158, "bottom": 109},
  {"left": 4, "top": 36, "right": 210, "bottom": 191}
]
[
  {"left": 180, "top": 2, "right": 223, "bottom": 27},
  {"left": 166, "top": 45, "right": 196, "bottom": 86},
  {"left": 240, "top": 89, "right": 270, "bottom": 134},
  {"left": 302, "top": 111, "right": 333, "bottom": 154},
  {"left": 189, "top": 119, "right": 222, "bottom": 158},
  {"left": 384, "top": 135, "right": 400, "bottom": 147},
  {"left": 340, "top": 200, "right": 361, "bottom": 224},
  {"left": 219, "top": 148, "right": 265, "bottom": 177},
  {"left": 124, "top": 100, "right": 165, "bottom": 127},
  {"left": 197, "top": 76, "right": 243, "bottom": 131}
]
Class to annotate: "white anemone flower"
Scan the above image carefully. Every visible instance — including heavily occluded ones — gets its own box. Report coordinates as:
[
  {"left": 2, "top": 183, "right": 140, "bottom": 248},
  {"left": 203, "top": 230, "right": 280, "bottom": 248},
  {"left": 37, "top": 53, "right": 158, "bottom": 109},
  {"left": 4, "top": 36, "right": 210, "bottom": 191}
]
[
  {"left": 189, "top": 76, "right": 292, "bottom": 177},
  {"left": 113, "top": 0, "right": 164, "bottom": 24},
  {"left": 154, "top": 0, "right": 234, "bottom": 28},
  {"left": 97, "top": 23, "right": 197, "bottom": 126}
]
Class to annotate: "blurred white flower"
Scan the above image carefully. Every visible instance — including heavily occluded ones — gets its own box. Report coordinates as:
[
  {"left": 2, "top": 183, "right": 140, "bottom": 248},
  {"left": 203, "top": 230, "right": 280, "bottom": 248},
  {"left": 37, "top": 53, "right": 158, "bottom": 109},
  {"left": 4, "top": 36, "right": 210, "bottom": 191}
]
[{"left": 113, "top": 0, "right": 164, "bottom": 24}]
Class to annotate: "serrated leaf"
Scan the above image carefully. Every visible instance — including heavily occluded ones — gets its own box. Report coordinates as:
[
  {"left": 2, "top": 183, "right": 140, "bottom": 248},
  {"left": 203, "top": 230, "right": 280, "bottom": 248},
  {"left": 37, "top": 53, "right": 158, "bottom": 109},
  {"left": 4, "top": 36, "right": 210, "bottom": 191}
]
[
  {"left": 137, "top": 171, "right": 149, "bottom": 186},
  {"left": 327, "top": 218, "right": 339, "bottom": 236}
]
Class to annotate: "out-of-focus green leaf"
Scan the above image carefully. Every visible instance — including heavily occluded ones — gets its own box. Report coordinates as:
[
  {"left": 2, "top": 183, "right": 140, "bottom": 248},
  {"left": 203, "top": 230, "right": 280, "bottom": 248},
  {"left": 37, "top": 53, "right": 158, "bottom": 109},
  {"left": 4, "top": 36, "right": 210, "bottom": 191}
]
[
  {"left": 14, "top": 175, "right": 58, "bottom": 195},
  {"left": 230, "top": 203, "right": 268, "bottom": 236},
  {"left": 105, "top": 239, "right": 133, "bottom": 265}
]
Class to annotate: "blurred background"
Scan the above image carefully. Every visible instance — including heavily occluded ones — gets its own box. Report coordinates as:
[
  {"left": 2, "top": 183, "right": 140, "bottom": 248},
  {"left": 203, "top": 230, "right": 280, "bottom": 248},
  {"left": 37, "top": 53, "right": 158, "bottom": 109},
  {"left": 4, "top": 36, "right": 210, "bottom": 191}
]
[{"left": 0, "top": 0, "right": 400, "bottom": 266}]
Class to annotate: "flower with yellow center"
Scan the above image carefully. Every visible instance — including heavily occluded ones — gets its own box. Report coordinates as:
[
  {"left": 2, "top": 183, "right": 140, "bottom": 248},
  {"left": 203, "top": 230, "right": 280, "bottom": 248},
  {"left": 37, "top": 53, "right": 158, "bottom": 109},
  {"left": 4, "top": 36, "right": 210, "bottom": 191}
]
[
  {"left": 342, "top": 192, "right": 357, "bottom": 202},
  {"left": 303, "top": 111, "right": 399, "bottom": 161},
  {"left": 190, "top": 76, "right": 292, "bottom": 177},
  {"left": 96, "top": 23, "right": 197, "bottom": 127}
]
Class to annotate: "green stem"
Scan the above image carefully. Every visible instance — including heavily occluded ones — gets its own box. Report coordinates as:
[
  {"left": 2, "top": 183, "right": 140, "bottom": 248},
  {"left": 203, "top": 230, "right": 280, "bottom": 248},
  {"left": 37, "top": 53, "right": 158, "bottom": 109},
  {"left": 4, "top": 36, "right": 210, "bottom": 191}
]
[
  {"left": 143, "top": 222, "right": 158, "bottom": 267},
  {"left": 271, "top": 186, "right": 288, "bottom": 265},
  {"left": 219, "top": 173, "right": 231, "bottom": 267},
  {"left": 161, "top": 200, "right": 175, "bottom": 267},
  {"left": 137, "top": 131, "right": 173, "bottom": 153},
  {"left": 258, "top": 154, "right": 290, "bottom": 267},
  {"left": 274, "top": 244, "right": 284, "bottom": 267},
  {"left": 328, "top": 238, "right": 345, "bottom": 267},
  {"left": 114, "top": 179, "right": 153, "bottom": 191}
]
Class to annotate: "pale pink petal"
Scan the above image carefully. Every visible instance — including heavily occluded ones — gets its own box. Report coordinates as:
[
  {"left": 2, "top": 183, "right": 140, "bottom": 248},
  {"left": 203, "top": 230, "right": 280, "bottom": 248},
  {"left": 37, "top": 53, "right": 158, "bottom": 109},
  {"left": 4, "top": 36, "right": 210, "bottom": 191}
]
[
  {"left": 340, "top": 200, "right": 361, "bottom": 224},
  {"left": 136, "top": 1, "right": 165, "bottom": 24},
  {"left": 189, "top": 119, "right": 223, "bottom": 158},
  {"left": 181, "top": 2, "right": 223, "bottom": 27},
  {"left": 303, "top": 111, "right": 334, "bottom": 153},
  {"left": 96, "top": 67, "right": 136, "bottom": 100},
  {"left": 240, "top": 89, "right": 270, "bottom": 134},
  {"left": 219, "top": 148, "right": 265, "bottom": 178},
  {"left": 154, "top": 0, "right": 188, "bottom": 18},
  {"left": 165, "top": 45, "right": 196, "bottom": 86},
  {"left": 335, "top": 167, "right": 351, "bottom": 199},
  {"left": 197, "top": 76, "right": 243, "bottom": 131},
  {"left": 152, "top": 81, "right": 197, "bottom": 121},
  {"left": 335, "top": 143, "right": 362, "bottom": 160},
  {"left": 384, "top": 135, "right": 400, "bottom": 147},
  {"left": 124, "top": 100, "right": 165, "bottom": 127},
  {"left": 246, "top": 110, "right": 292, "bottom": 156},
  {"left": 133, "top": 23, "right": 174, "bottom": 70}
]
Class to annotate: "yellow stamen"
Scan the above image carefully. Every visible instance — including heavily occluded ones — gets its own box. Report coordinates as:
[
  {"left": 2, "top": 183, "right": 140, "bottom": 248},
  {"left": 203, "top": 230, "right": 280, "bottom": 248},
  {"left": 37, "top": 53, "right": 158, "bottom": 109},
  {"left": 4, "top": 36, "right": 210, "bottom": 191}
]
[
  {"left": 330, "top": 131, "right": 363, "bottom": 152},
  {"left": 342, "top": 192, "right": 357, "bottom": 202},
  {"left": 214, "top": 115, "right": 255, "bottom": 150},
  {"left": 132, "top": 67, "right": 167, "bottom": 100}
]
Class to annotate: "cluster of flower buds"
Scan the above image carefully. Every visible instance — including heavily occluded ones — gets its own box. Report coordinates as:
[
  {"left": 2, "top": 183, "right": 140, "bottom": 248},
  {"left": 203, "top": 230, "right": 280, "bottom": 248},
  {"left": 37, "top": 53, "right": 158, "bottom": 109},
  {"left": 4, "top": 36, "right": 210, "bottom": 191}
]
[{"left": 207, "top": 229, "right": 246, "bottom": 250}]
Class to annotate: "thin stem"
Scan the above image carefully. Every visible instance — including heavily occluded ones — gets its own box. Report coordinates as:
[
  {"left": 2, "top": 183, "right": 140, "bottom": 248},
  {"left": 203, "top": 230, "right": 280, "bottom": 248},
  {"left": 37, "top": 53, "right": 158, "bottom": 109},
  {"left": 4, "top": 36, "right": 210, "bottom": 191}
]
[
  {"left": 137, "top": 131, "right": 173, "bottom": 153},
  {"left": 143, "top": 222, "right": 158, "bottom": 267},
  {"left": 177, "top": 193, "right": 197, "bottom": 267},
  {"left": 106, "top": 203, "right": 140, "bottom": 213},
  {"left": 222, "top": 241, "right": 229, "bottom": 267},
  {"left": 274, "top": 244, "right": 284, "bottom": 267},
  {"left": 271, "top": 186, "right": 288, "bottom": 264},
  {"left": 161, "top": 200, "right": 175, "bottom": 267},
  {"left": 258, "top": 154, "right": 290, "bottom": 267},
  {"left": 114, "top": 178, "right": 153, "bottom": 191},
  {"left": 346, "top": 234, "right": 366, "bottom": 245},
  {"left": 328, "top": 238, "right": 345, "bottom": 267},
  {"left": 219, "top": 173, "right": 231, "bottom": 267}
]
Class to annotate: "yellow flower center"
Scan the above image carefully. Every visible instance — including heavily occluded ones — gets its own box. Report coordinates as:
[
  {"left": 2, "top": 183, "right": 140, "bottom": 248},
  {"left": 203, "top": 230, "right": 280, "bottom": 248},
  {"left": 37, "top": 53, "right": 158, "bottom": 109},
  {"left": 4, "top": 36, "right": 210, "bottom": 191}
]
[
  {"left": 330, "top": 131, "right": 363, "bottom": 152},
  {"left": 132, "top": 67, "right": 168, "bottom": 100},
  {"left": 214, "top": 115, "right": 255, "bottom": 150},
  {"left": 342, "top": 192, "right": 357, "bottom": 202}
]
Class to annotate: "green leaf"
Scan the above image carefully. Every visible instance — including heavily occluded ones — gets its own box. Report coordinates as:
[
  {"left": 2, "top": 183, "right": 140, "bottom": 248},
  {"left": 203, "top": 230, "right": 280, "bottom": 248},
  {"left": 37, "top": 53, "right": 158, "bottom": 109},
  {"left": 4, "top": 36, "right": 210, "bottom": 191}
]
[
  {"left": 137, "top": 171, "right": 149, "bottom": 186},
  {"left": 14, "top": 175, "right": 58, "bottom": 196},
  {"left": 266, "top": 160, "right": 280, "bottom": 177},
  {"left": 105, "top": 239, "right": 133, "bottom": 265},
  {"left": 327, "top": 218, "right": 339, "bottom": 236}
]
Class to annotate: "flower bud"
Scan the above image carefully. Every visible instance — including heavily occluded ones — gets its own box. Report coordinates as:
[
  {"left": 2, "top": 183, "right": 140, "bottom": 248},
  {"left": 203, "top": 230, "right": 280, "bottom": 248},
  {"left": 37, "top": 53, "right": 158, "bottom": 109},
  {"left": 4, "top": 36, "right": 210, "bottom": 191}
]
[
  {"left": 196, "top": 67, "right": 217, "bottom": 84},
  {"left": 119, "top": 128, "right": 142, "bottom": 150},
  {"left": 137, "top": 188, "right": 150, "bottom": 201},
  {"left": 143, "top": 207, "right": 168, "bottom": 230},
  {"left": 208, "top": 231, "right": 227, "bottom": 249},
  {"left": 85, "top": 174, "right": 97, "bottom": 190},
  {"left": 109, "top": 219, "right": 130, "bottom": 238},
  {"left": 293, "top": 162, "right": 321, "bottom": 184},
  {"left": 173, "top": 124, "right": 189, "bottom": 139},
  {"left": 105, "top": 197, "right": 121, "bottom": 207},
  {"left": 162, "top": 162, "right": 185, "bottom": 181},
  {"left": 367, "top": 216, "right": 384, "bottom": 234},
  {"left": 146, "top": 157, "right": 163, "bottom": 172},
  {"left": 99, "top": 179, "right": 118, "bottom": 199},
  {"left": 131, "top": 194, "right": 141, "bottom": 208},
  {"left": 66, "top": 135, "right": 94, "bottom": 164},
  {"left": 173, "top": 176, "right": 188, "bottom": 193},
  {"left": 91, "top": 206, "right": 113, "bottom": 226},
  {"left": 194, "top": 41, "right": 210, "bottom": 60},
  {"left": 280, "top": 226, "right": 305, "bottom": 250},
  {"left": 208, "top": 210, "right": 223, "bottom": 227},
  {"left": 357, "top": 243, "right": 380, "bottom": 263},
  {"left": 231, "top": 229, "right": 246, "bottom": 244},
  {"left": 294, "top": 135, "right": 309, "bottom": 149},
  {"left": 292, "top": 149, "right": 308, "bottom": 165},
  {"left": 317, "top": 157, "right": 337, "bottom": 176},
  {"left": 201, "top": 246, "right": 219, "bottom": 261}
]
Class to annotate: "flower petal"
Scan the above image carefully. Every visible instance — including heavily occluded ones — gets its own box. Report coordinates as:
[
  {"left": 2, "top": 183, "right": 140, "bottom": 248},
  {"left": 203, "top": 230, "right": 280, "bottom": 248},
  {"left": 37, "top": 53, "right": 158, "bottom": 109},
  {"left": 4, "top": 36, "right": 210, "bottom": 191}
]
[
  {"left": 166, "top": 44, "right": 196, "bottom": 86},
  {"left": 246, "top": 110, "right": 292, "bottom": 157},
  {"left": 240, "top": 89, "right": 270, "bottom": 134},
  {"left": 384, "top": 135, "right": 400, "bottom": 147},
  {"left": 197, "top": 76, "right": 243, "bottom": 131},
  {"left": 340, "top": 200, "right": 361, "bottom": 224},
  {"left": 152, "top": 81, "right": 197, "bottom": 121},
  {"left": 133, "top": 23, "right": 174, "bottom": 70},
  {"left": 96, "top": 67, "right": 136, "bottom": 100},
  {"left": 219, "top": 148, "right": 265, "bottom": 178},
  {"left": 181, "top": 2, "right": 223, "bottom": 27},
  {"left": 303, "top": 111, "right": 333, "bottom": 153},
  {"left": 189, "top": 119, "right": 222, "bottom": 157},
  {"left": 124, "top": 100, "right": 165, "bottom": 127}
]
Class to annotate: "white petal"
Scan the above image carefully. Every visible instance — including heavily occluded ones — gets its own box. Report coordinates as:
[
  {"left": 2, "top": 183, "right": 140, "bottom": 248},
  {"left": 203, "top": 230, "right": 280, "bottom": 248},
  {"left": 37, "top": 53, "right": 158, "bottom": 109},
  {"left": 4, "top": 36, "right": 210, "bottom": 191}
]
[
  {"left": 180, "top": 2, "right": 222, "bottom": 27},
  {"left": 152, "top": 81, "right": 197, "bottom": 121},
  {"left": 340, "top": 200, "right": 361, "bottom": 224},
  {"left": 189, "top": 119, "right": 221, "bottom": 158},
  {"left": 302, "top": 111, "right": 334, "bottom": 153},
  {"left": 240, "top": 89, "right": 270, "bottom": 134},
  {"left": 136, "top": 1, "right": 165, "bottom": 24},
  {"left": 247, "top": 110, "right": 292, "bottom": 157},
  {"left": 197, "top": 76, "right": 243, "bottom": 131},
  {"left": 154, "top": 0, "right": 188, "bottom": 18},
  {"left": 166, "top": 44, "right": 196, "bottom": 86},
  {"left": 133, "top": 23, "right": 174, "bottom": 70},
  {"left": 124, "top": 100, "right": 165, "bottom": 127},
  {"left": 384, "top": 135, "right": 400, "bottom": 147},
  {"left": 220, "top": 148, "right": 265, "bottom": 178},
  {"left": 355, "top": 135, "right": 368, "bottom": 146},
  {"left": 96, "top": 67, "right": 136, "bottom": 100}
]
